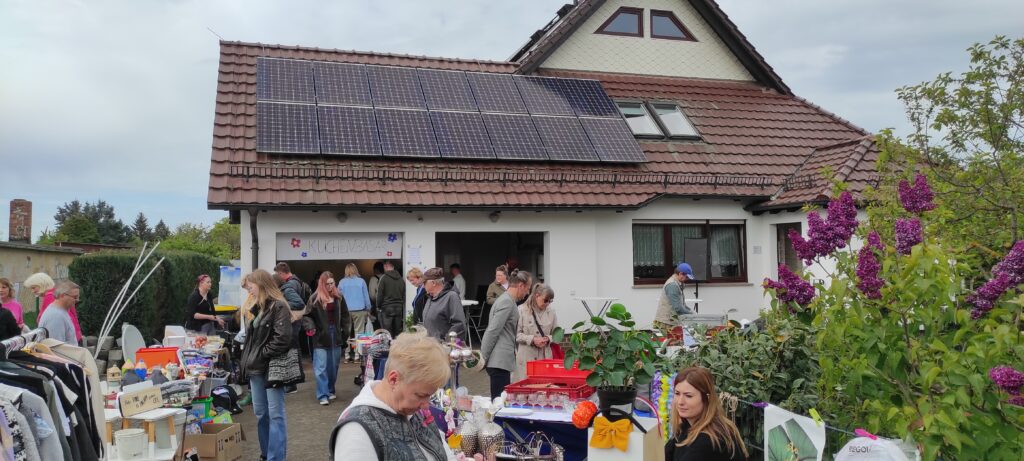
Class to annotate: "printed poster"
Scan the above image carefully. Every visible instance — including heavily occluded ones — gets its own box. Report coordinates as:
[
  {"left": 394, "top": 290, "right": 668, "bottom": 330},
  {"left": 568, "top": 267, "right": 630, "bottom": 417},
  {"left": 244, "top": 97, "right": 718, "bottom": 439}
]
[{"left": 764, "top": 404, "right": 826, "bottom": 461}]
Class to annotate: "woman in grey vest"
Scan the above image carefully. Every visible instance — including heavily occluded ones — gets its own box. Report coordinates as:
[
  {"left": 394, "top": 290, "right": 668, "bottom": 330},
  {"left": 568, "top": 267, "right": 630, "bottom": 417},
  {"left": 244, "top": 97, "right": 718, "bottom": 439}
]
[{"left": 330, "top": 329, "right": 488, "bottom": 460}]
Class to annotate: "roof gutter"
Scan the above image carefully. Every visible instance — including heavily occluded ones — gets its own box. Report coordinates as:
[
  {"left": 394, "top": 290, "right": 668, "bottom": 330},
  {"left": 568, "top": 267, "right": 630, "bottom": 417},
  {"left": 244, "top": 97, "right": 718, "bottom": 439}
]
[{"left": 248, "top": 208, "right": 260, "bottom": 271}]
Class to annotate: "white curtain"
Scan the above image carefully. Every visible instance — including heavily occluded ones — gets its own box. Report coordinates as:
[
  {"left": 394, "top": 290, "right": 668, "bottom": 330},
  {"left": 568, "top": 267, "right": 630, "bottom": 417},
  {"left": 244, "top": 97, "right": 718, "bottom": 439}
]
[
  {"left": 710, "top": 226, "right": 741, "bottom": 277},
  {"left": 632, "top": 225, "right": 664, "bottom": 268},
  {"left": 671, "top": 225, "right": 704, "bottom": 264}
]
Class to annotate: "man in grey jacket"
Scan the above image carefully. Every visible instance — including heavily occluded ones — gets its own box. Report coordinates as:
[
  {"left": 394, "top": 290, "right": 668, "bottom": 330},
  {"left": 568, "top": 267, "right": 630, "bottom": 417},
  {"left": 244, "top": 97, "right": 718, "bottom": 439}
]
[
  {"left": 421, "top": 267, "right": 467, "bottom": 342},
  {"left": 480, "top": 270, "right": 532, "bottom": 398}
]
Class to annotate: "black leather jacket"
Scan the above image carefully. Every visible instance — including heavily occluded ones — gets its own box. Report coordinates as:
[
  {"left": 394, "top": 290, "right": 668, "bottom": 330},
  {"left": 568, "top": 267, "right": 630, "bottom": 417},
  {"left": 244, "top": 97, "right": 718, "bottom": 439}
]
[
  {"left": 306, "top": 294, "right": 351, "bottom": 349},
  {"left": 239, "top": 299, "right": 292, "bottom": 382}
]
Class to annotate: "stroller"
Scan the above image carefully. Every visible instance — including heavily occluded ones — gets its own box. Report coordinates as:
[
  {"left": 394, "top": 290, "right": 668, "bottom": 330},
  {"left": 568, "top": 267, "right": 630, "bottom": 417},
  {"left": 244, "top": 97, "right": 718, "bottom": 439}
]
[{"left": 351, "top": 329, "right": 393, "bottom": 387}]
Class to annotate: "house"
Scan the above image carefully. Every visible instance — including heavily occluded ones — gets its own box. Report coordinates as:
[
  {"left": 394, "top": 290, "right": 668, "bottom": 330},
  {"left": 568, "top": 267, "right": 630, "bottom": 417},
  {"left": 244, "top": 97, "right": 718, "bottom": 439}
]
[{"left": 207, "top": 0, "right": 879, "bottom": 328}]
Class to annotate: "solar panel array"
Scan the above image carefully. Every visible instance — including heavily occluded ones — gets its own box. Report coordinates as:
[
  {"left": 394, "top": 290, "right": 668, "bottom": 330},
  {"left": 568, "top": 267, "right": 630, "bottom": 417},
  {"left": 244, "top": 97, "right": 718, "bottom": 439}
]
[{"left": 254, "top": 57, "right": 646, "bottom": 163}]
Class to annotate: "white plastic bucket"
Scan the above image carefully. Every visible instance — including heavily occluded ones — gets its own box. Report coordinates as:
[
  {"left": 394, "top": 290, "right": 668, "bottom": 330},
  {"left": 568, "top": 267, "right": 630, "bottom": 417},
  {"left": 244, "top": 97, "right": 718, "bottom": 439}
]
[{"left": 114, "top": 428, "right": 146, "bottom": 460}]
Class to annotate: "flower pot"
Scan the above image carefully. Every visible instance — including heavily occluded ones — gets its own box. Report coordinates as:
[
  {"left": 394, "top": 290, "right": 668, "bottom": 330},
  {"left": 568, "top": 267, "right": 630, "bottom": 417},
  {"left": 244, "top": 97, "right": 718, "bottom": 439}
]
[{"left": 597, "top": 386, "right": 637, "bottom": 421}]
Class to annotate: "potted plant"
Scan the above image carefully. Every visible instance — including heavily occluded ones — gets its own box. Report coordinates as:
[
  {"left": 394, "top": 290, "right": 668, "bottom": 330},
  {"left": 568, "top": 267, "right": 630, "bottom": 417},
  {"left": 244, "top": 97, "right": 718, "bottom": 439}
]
[{"left": 552, "top": 303, "right": 661, "bottom": 418}]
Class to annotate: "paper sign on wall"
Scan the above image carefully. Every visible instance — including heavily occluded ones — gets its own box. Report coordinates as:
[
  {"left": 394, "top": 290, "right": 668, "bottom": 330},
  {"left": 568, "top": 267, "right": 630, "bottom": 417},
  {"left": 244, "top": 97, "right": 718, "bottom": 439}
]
[
  {"left": 764, "top": 404, "right": 826, "bottom": 461},
  {"left": 276, "top": 232, "right": 402, "bottom": 261}
]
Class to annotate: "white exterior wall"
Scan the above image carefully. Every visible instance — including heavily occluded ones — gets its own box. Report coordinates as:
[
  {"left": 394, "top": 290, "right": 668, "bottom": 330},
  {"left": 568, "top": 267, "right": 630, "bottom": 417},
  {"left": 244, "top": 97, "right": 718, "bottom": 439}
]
[
  {"left": 540, "top": 0, "right": 753, "bottom": 80},
  {"left": 239, "top": 201, "right": 832, "bottom": 331}
]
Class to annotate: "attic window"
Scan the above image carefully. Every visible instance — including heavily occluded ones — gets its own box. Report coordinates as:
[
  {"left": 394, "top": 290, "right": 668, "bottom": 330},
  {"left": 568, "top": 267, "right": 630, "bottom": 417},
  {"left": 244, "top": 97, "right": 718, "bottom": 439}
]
[
  {"left": 616, "top": 102, "right": 662, "bottom": 136},
  {"left": 650, "top": 10, "right": 696, "bottom": 41},
  {"left": 651, "top": 103, "right": 699, "bottom": 138},
  {"left": 596, "top": 7, "right": 643, "bottom": 37}
]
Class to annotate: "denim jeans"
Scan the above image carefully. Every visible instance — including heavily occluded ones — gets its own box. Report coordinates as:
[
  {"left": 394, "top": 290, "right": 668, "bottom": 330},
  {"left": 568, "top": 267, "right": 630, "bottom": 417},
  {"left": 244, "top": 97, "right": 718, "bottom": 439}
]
[
  {"left": 313, "top": 326, "right": 343, "bottom": 400},
  {"left": 249, "top": 375, "right": 287, "bottom": 461}
]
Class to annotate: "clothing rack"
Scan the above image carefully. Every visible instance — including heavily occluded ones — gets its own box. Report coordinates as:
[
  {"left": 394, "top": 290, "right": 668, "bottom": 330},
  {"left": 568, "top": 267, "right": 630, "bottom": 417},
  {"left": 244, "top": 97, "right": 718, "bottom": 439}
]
[{"left": 0, "top": 327, "right": 48, "bottom": 358}]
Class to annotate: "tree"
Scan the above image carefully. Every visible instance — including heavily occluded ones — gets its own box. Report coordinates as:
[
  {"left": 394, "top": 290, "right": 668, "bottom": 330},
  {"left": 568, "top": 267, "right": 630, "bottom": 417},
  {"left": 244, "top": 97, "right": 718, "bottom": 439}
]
[
  {"left": 160, "top": 222, "right": 234, "bottom": 259},
  {"left": 885, "top": 36, "right": 1024, "bottom": 270},
  {"left": 131, "top": 212, "right": 152, "bottom": 242},
  {"left": 52, "top": 199, "right": 131, "bottom": 244},
  {"left": 55, "top": 215, "right": 101, "bottom": 243},
  {"left": 153, "top": 220, "right": 171, "bottom": 240},
  {"left": 207, "top": 217, "right": 241, "bottom": 260}
]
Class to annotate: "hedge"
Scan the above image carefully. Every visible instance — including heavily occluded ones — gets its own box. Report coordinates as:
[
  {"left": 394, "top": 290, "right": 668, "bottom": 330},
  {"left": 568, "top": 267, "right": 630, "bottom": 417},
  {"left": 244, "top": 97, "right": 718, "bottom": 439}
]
[{"left": 69, "top": 249, "right": 229, "bottom": 342}]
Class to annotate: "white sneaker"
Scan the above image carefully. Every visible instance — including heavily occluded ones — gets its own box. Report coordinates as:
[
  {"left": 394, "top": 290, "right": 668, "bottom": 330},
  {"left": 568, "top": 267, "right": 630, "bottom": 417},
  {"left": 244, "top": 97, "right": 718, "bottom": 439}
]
[
  {"left": 328, "top": 394, "right": 337, "bottom": 400},
  {"left": 319, "top": 398, "right": 330, "bottom": 405}
]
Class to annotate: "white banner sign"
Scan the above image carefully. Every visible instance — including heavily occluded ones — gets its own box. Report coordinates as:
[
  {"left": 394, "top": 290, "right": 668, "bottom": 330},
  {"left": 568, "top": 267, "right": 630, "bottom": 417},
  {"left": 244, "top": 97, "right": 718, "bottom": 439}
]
[{"left": 275, "top": 232, "right": 402, "bottom": 261}]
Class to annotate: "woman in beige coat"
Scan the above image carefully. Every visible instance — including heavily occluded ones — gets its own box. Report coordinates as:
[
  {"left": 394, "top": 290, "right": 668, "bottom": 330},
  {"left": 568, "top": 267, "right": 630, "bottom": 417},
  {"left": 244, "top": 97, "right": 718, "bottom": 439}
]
[{"left": 514, "top": 283, "right": 557, "bottom": 381}]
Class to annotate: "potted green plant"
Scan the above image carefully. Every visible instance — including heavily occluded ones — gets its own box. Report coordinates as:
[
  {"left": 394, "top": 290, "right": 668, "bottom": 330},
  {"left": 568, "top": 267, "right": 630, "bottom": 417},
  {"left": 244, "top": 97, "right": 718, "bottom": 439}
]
[{"left": 552, "top": 303, "right": 661, "bottom": 418}]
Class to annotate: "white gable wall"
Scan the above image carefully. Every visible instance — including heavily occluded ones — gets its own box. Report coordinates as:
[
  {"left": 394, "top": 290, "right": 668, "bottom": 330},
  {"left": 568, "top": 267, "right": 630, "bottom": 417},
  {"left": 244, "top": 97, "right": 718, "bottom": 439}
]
[
  {"left": 240, "top": 200, "right": 835, "bottom": 332},
  {"left": 539, "top": 0, "right": 753, "bottom": 80}
]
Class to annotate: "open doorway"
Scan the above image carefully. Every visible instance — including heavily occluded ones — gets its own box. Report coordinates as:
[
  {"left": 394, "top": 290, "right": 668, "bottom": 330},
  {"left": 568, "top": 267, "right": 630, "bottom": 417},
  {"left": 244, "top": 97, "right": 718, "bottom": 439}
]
[{"left": 775, "top": 222, "right": 802, "bottom": 274}]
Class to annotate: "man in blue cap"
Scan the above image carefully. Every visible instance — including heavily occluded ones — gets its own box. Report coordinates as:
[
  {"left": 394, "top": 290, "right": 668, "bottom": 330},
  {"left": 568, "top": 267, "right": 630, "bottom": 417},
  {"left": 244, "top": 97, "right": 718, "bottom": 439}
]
[{"left": 654, "top": 262, "right": 695, "bottom": 331}]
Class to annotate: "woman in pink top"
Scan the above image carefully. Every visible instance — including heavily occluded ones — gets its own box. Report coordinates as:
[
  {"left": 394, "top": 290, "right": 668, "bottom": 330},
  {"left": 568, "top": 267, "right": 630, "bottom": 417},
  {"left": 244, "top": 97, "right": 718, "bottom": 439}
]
[
  {"left": 0, "top": 278, "right": 23, "bottom": 327},
  {"left": 25, "top": 272, "right": 83, "bottom": 341}
]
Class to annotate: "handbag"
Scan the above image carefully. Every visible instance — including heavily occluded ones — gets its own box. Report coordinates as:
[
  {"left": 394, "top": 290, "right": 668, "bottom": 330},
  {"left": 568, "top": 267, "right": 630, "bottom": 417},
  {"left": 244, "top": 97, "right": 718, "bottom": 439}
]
[
  {"left": 267, "top": 348, "right": 303, "bottom": 387},
  {"left": 531, "top": 308, "right": 565, "bottom": 360}
]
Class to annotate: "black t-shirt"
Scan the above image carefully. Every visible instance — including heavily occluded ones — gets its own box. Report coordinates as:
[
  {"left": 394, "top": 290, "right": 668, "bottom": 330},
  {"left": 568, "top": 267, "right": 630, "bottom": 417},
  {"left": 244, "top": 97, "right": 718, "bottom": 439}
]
[
  {"left": 186, "top": 289, "right": 215, "bottom": 330},
  {"left": 665, "top": 430, "right": 748, "bottom": 461}
]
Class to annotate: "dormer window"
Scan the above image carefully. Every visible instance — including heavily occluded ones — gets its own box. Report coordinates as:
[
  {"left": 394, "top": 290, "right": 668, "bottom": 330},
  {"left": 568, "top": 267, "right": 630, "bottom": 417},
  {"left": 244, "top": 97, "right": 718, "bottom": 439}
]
[
  {"left": 650, "top": 10, "right": 696, "bottom": 41},
  {"left": 596, "top": 7, "right": 643, "bottom": 37}
]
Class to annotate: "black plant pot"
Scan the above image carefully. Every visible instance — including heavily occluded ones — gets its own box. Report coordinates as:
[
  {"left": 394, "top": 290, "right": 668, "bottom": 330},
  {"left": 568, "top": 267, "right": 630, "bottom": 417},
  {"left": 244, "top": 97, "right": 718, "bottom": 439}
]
[{"left": 597, "top": 386, "right": 637, "bottom": 421}]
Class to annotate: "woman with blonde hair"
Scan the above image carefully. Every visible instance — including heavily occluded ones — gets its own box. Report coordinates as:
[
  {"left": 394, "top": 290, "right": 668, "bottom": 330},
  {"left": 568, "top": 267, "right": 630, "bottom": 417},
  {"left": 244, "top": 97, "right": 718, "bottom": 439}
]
[
  {"left": 514, "top": 283, "right": 557, "bottom": 381},
  {"left": 339, "top": 263, "right": 371, "bottom": 362},
  {"left": 667, "top": 366, "right": 748, "bottom": 461},
  {"left": 27, "top": 272, "right": 83, "bottom": 342},
  {"left": 239, "top": 269, "right": 293, "bottom": 461}
]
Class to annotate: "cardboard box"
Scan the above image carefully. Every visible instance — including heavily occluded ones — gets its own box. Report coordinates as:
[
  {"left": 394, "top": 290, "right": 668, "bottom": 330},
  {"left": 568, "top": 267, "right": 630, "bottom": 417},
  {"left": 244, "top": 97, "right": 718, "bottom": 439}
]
[{"left": 183, "top": 423, "right": 243, "bottom": 461}]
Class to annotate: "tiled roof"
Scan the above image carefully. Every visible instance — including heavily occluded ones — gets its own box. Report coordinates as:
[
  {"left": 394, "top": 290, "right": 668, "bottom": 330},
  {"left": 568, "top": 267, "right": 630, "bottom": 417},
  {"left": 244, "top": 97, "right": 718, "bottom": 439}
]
[
  {"left": 758, "top": 136, "right": 880, "bottom": 209},
  {"left": 208, "top": 42, "right": 871, "bottom": 210}
]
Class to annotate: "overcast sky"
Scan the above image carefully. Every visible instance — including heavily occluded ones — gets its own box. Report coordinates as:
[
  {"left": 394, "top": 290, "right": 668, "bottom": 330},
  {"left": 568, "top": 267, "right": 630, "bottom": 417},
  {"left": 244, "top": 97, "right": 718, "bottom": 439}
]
[{"left": 1, "top": 0, "right": 1021, "bottom": 242}]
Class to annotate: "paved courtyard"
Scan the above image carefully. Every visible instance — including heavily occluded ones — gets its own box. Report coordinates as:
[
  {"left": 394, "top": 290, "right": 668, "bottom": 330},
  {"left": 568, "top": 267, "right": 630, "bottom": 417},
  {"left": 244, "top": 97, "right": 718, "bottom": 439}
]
[{"left": 233, "top": 359, "right": 491, "bottom": 459}]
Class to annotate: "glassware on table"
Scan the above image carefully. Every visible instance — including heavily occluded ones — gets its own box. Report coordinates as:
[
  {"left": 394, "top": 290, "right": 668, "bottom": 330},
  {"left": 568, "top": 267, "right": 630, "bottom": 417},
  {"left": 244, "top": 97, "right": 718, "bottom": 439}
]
[
  {"left": 515, "top": 393, "right": 528, "bottom": 407},
  {"left": 533, "top": 392, "right": 548, "bottom": 410}
]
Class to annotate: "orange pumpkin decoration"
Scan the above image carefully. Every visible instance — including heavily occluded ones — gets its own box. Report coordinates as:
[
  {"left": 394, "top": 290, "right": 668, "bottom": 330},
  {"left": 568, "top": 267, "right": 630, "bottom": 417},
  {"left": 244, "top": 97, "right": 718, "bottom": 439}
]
[{"left": 572, "top": 400, "right": 598, "bottom": 429}]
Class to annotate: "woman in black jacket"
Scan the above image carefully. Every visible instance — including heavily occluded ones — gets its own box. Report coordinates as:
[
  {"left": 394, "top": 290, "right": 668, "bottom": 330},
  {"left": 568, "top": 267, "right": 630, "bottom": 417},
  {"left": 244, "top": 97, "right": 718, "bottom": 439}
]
[
  {"left": 306, "top": 271, "right": 350, "bottom": 406},
  {"left": 185, "top": 274, "right": 223, "bottom": 334},
  {"left": 666, "top": 366, "right": 749, "bottom": 461},
  {"left": 238, "top": 269, "right": 293, "bottom": 461}
]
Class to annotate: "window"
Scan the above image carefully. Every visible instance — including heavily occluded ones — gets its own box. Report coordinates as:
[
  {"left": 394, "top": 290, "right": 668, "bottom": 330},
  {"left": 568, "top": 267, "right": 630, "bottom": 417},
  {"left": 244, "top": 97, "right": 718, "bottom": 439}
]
[
  {"left": 632, "top": 221, "right": 746, "bottom": 284},
  {"left": 596, "top": 7, "right": 643, "bottom": 37},
  {"left": 615, "top": 101, "right": 662, "bottom": 136},
  {"left": 776, "top": 222, "right": 803, "bottom": 273},
  {"left": 650, "top": 10, "right": 696, "bottom": 41},
  {"left": 651, "top": 103, "right": 699, "bottom": 138}
]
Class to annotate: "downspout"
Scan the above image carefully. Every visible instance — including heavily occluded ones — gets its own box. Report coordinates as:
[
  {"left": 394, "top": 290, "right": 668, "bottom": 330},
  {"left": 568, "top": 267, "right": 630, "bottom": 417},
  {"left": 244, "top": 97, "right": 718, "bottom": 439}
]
[{"left": 248, "top": 209, "right": 259, "bottom": 271}]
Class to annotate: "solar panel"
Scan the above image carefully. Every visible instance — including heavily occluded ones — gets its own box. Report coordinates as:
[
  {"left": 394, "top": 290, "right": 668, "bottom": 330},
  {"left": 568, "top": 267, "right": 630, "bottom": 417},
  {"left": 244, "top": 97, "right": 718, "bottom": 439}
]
[
  {"left": 367, "top": 65, "right": 426, "bottom": 109},
  {"left": 256, "top": 102, "right": 320, "bottom": 154},
  {"left": 467, "top": 73, "right": 528, "bottom": 114},
  {"left": 429, "top": 111, "right": 494, "bottom": 160},
  {"left": 418, "top": 69, "right": 478, "bottom": 111},
  {"left": 531, "top": 116, "right": 600, "bottom": 162},
  {"left": 579, "top": 117, "right": 648, "bottom": 163},
  {"left": 256, "top": 58, "right": 315, "bottom": 103},
  {"left": 313, "top": 62, "right": 372, "bottom": 106},
  {"left": 559, "top": 79, "right": 620, "bottom": 118},
  {"left": 514, "top": 76, "right": 575, "bottom": 116},
  {"left": 375, "top": 109, "right": 439, "bottom": 158},
  {"left": 481, "top": 113, "right": 548, "bottom": 161},
  {"left": 318, "top": 106, "right": 382, "bottom": 156}
]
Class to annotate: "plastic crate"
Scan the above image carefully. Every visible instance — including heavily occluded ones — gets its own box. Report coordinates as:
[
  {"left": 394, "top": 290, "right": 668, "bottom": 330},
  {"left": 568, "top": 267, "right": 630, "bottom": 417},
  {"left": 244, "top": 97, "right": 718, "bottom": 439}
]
[
  {"left": 505, "top": 376, "right": 595, "bottom": 400},
  {"left": 135, "top": 347, "right": 181, "bottom": 368},
  {"left": 526, "top": 359, "right": 591, "bottom": 380}
]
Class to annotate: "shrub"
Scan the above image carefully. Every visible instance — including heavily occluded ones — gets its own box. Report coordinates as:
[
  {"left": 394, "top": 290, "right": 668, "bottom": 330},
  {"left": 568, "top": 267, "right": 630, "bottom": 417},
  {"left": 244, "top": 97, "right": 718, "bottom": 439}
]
[{"left": 70, "top": 249, "right": 228, "bottom": 341}]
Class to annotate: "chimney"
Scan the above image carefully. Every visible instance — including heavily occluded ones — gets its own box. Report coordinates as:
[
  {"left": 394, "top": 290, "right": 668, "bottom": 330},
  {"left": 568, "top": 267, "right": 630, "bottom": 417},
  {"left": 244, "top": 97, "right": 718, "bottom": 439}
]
[{"left": 9, "top": 199, "right": 31, "bottom": 243}]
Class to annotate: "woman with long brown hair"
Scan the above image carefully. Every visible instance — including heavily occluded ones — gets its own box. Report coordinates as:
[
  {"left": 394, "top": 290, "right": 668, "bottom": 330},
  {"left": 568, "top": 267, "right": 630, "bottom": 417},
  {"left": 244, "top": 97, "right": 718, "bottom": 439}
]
[
  {"left": 307, "top": 271, "right": 350, "bottom": 406},
  {"left": 239, "top": 269, "right": 293, "bottom": 461},
  {"left": 668, "top": 366, "right": 748, "bottom": 461}
]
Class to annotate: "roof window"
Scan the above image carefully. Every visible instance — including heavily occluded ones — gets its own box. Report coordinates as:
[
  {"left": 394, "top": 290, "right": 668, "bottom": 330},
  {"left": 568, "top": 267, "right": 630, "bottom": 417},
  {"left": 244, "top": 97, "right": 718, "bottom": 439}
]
[
  {"left": 596, "top": 7, "right": 644, "bottom": 37},
  {"left": 650, "top": 10, "right": 696, "bottom": 41},
  {"left": 616, "top": 102, "right": 662, "bottom": 136},
  {"left": 651, "top": 103, "right": 699, "bottom": 138}
]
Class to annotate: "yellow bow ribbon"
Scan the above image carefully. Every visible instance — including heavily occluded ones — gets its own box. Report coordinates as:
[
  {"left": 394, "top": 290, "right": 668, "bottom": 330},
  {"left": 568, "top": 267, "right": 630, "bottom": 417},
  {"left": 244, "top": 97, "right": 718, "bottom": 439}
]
[{"left": 589, "top": 416, "right": 633, "bottom": 452}]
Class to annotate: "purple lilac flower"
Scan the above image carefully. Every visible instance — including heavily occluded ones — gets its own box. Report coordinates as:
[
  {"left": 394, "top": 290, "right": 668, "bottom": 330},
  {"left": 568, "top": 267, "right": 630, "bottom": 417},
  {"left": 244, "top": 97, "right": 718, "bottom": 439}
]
[
  {"left": 866, "top": 231, "right": 883, "bottom": 251},
  {"left": 789, "top": 192, "right": 860, "bottom": 265},
  {"left": 969, "top": 241, "right": 1024, "bottom": 317},
  {"left": 1008, "top": 396, "right": 1024, "bottom": 407},
  {"left": 989, "top": 366, "right": 1024, "bottom": 392},
  {"left": 856, "top": 245, "right": 883, "bottom": 299},
  {"left": 894, "top": 218, "right": 922, "bottom": 255},
  {"left": 763, "top": 265, "right": 816, "bottom": 306},
  {"left": 897, "top": 173, "right": 936, "bottom": 214}
]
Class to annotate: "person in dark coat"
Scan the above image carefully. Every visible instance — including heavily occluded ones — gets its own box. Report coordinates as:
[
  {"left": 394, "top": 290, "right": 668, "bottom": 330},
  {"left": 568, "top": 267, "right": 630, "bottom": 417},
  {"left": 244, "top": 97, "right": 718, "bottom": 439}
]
[
  {"left": 375, "top": 261, "right": 406, "bottom": 338},
  {"left": 238, "top": 270, "right": 293, "bottom": 461},
  {"left": 407, "top": 267, "right": 428, "bottom": 324},
  {"left": 666, "top": 366, "right": 748, "bottom": 461},
  {"left": 185, "top": 274, "right": 223, "bottom": 334},
  {"left": 306, "top": 271, "right": 350, "bottom": 405}
]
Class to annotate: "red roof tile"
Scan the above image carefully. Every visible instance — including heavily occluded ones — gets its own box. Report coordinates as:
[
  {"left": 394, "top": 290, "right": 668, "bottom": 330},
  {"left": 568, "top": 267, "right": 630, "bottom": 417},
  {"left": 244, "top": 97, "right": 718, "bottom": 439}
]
[
  {"left": 208, "top": 42, "right": 871, "bottom": 210},
  {"left": 759, "top": 136, "right": 880, "bottom": 208}
]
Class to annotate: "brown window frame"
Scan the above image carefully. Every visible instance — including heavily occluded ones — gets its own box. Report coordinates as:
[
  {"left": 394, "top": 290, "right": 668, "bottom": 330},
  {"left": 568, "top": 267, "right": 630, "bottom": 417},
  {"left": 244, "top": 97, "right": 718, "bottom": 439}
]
[
  {"left": 632, "top": 221, "right": 747, "bottom": 285},
  {"left": 595, "top": 7, "right": 645, "bottom": 38},
  {"left": 649, "top": 10, "right": 697, "bottom": 41}
]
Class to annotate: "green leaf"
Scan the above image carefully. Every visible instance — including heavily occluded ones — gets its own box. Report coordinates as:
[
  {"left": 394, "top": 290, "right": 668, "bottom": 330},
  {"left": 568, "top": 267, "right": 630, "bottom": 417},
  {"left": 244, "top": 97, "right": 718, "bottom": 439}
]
[
  {"left": 585, "top": 372, "right": 603, "bottom": 387},
  {"left": 552, "top": 327, "right": 564, "bottom": 343},
  {"left": 784, "top": 418, "right": 818, "bottom": 460},
  {"left": 608, "top": 371, "right": 625, "bottom": 387},
  {"left": 580, "top": 355, "right": 598, "bottom": 369},
  {"left": 590, "top": 316, "right": 607, "bottom": 326},
  {"left": 609, "top": 303, "right": 626, "bottom": 316},
  {"left": 572, "top": 321, "right": 585, "bottom": 330},
  {"left": 563, "top": 354, "right": 576, "bottom": 371}
]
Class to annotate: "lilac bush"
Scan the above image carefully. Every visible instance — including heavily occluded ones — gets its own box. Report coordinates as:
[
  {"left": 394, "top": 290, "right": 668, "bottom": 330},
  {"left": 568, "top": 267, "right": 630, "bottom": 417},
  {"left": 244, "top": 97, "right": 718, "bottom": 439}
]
[
  {"left": 856, "top": 244, "right": 884, "bottom": 299},
  {"left": 989, "top": 366, "right": 1024, "bottom": 406},
  {"left": 763, "top": 264, "right": 816, "bottom": 306},
  {"left": 894, "top": 218, "right": 923, "bottom": 255},
  {"left": 898, "top": 173, "right": 937, "bottom": 213},
  {"left": 788, "top": 191, "right": 859, "bottom": 265},
  {"left": 969, "top": 240, "right": 1024, "bottom": 318}
]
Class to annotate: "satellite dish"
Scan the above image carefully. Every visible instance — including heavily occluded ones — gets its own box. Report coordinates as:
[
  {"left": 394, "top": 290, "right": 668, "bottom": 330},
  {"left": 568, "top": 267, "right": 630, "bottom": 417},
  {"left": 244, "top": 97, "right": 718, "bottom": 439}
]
[{"left": 121, "top": 324, "right": 146, "bottom": 364}]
